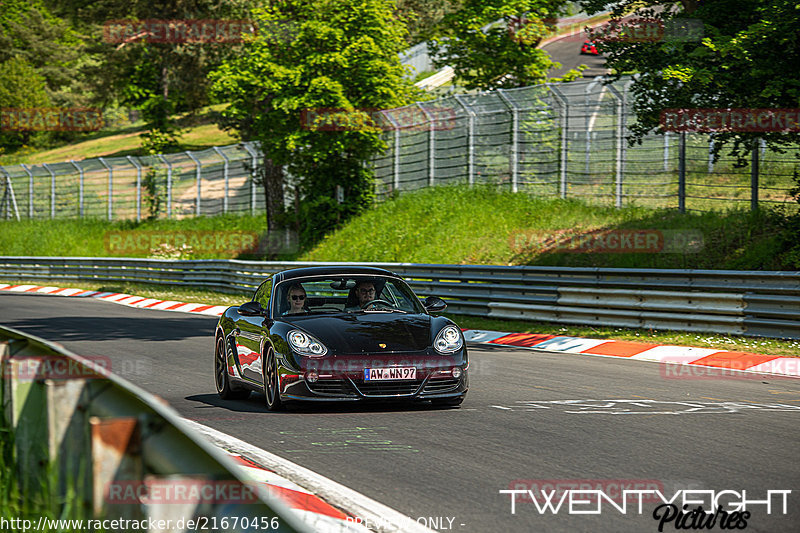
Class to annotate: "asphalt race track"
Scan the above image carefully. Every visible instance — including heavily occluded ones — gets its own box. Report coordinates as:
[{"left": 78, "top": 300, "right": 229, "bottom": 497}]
[
  {"left": 542, "top": 31, "right": 607, "bottom": 79},
  {"left": 2, "top": 293, "right": 799, "bottom": 532}
]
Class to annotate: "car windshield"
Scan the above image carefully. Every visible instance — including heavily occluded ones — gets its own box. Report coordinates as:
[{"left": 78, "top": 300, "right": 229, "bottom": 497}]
[{"left": 272, "top": 275, "right": 425, "bottom": 317}]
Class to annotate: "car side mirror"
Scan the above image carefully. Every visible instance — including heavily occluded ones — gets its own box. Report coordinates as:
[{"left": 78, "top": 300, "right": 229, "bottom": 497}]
[
  {"left": 423, "top": 296, "right": 447, "bottom": 313},
  {"left": 238, "top": 301, "right": 266, "bottom": 317}
]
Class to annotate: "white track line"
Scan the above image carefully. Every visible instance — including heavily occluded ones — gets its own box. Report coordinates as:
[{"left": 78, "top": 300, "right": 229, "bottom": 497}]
[{"left": 184, "top": 419, "right": 436, "bottom": 533}]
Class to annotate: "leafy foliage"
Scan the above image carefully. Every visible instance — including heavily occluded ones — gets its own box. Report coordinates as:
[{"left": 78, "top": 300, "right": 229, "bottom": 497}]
[
  {"left": 578, "top": 0, "right": 800, "bottom": 161},
  {"left": 396, "top": 0, "right": 464, "bottom": 44},
  {"left": 429, "top": 0, "right": 580, "bottom": 90},
  {"left": 0, "top": 57, "right": 52, "bottom": 150},
  {"left": 49, "top": 0, "right": 256, "bottom": 153}
]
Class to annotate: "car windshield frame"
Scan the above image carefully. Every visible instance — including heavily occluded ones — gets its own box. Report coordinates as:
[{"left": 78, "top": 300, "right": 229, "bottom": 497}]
[{"left": 271, "top": 273, "right": 426, "bottom": 318}]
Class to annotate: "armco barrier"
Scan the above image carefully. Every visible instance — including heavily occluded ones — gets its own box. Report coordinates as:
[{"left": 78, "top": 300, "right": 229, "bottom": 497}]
[
  {"left": 0, "top": 325, "right": 307, "bottom": 532},
  {"left": 1, "top": 257, "right": 799, "bottom": 339}
]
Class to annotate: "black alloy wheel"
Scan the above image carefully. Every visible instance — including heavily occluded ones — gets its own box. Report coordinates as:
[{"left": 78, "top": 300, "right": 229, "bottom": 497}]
[
  {"left": 264, "top": 347, "right": 284, "bottom": 411},
  {"left": 215, "top": 336, "right": 249, "bottom": 400}
]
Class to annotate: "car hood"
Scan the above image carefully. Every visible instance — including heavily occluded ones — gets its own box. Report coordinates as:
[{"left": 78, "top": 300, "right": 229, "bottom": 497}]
[{"left": 290, "top": 313, "right": 433, "bottom": 353}]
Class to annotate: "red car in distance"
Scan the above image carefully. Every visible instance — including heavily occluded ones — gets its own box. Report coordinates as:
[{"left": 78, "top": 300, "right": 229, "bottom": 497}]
[{"left": 580, "top": 40, "right": 600, "bottom": 55}]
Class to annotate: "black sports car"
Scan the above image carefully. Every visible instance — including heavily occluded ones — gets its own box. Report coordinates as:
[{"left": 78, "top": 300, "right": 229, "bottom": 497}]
[{"left": 214, "top": 266, "right": 468, "bottom": 410}]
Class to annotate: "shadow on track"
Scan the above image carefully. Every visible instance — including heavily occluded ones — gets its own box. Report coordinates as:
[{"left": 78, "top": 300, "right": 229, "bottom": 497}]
[
  {"left": 0, "top": 314, "right": 218, "bottom": 343},
  {"left": 185, "top": 392, "right": 462, "bottom": 415}
]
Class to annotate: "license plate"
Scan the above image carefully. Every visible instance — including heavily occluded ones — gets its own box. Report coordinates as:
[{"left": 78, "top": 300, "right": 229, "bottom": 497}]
[{"left": 364, "top": 367, "right": 416, "bottom": 381}]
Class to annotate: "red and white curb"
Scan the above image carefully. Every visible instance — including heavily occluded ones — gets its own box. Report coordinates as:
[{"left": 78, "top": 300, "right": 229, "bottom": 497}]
[
  {"left": 226, "top": 453, "right": 369, "bottom": 533},
  {"left": 185, "top": 420, "right": 435, "bottom": 533},
  {"left": 463, "top": 330, "right": 800, "bottom": 378},
  {"left": 0, "top": 283, "right": 227, "bottom": 316},
  {"left": 3, "top": 283, "right": 796, "bottom": 378}
]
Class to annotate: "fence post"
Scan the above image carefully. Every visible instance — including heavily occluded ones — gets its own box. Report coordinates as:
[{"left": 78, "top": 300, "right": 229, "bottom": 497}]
[
  {"left": 497, "top": 90, "right": 520, "bottom": 193},
  {"left": 98, "top": 157, "right": 113, "bottom": 221},
  {"left": 453, "top": 95, "right": 475, "bottom": 186},
  {"left": 606, "top": 84, "right": 624, "bottom": 208},
  {"left": 416, "top": 103, "right": 435, "bottom": 187},
  {"left": 584, "top": 77, "right": 603, "bottom": 176},
  {"left": 186, "top": 151, "right": 202, "bottom": 216},
  {"left": 43, "top": 163, "right": 56, "bottom": 219},
  {"left": 751, "top": 140, "right": 759, "bottom": 211},
  {"left": 0, "top": 166, "right": 20, "bottom": 221},
  {"left": 241, "top": 142, "right": 259, "bottom": 214},
  {"left": 380, "top": 110, "right": 402, "bottom": 193},
  {"left": 126, "top": 156, "right": 142, "bottom": 222},
  {"left": 663, "top": 132, "right": 670, "bottom": 171},
  {"left": 157, "top": 155, "right": 172, "bottom": 218},
  {"left": 678, "top": 132, "right": 686, "bottom": 213},
  {"left": 548, "top": 84, "right": 569, "bottom": 199},
  {"left": 20, "top": 163, "right": 33, "bottom": 218},
  {"left": 708, "top": 133, "right": 715, "bottom": 174},
  {"left": 70, "top": 160, "right": 85, "bottom": 218},
  {"left": 213, "top": 147, "right": 230, "bottom": 213}
]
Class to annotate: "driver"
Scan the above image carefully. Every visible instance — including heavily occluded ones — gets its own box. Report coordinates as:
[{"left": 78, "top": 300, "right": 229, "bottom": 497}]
[{"left": 347, "top": 280, "right": 377, "bottom": 311}]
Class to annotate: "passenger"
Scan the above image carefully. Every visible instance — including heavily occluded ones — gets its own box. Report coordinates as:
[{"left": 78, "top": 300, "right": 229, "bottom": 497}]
[{"left": 284, "top": 283, "right": 307, "bottom": 315}]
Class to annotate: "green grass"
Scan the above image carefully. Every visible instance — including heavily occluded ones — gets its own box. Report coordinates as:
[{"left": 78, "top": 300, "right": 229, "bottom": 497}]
[
  {"left": 302, "top": 185, "right": 800, "bottom": 270},
  {"left": 0, "top": 105, "right": 237, "bottom": 165},
  {"left": 1, "top": 184, "right": 798, "bottom": 268},
  {"left": 0, "top": 213, "right": 271, "bottom": 259},
  {"left": 1, "top": 381, "right": 91, "bottom": 531}
]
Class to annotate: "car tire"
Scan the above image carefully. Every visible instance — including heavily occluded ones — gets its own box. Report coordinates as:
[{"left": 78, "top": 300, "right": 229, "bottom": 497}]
[
  {"left": 264, "top": 347, "right": 284, "bottom": 411},
  {"left": 215, "top": 336, "right": 249, "bottom": 400},
  {"left": 431, "top": 396, "right": 464, "bottom": 408}
]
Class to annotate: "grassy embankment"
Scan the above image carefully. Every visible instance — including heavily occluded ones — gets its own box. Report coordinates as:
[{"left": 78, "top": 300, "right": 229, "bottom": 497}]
[
  {"left": 2, "top": 185, "right": 799, "bottom": 356},
  {"left": 0, "top": 105, "right": 237, "bottom": 165}
]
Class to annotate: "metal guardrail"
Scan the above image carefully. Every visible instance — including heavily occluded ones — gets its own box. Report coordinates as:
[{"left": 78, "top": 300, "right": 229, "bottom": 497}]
[
  {"left": 0, "top": 325, "right": 306, "bottom": 531},
  {"left": 1, "top": 257, "right": 799, "bottom": 339}
]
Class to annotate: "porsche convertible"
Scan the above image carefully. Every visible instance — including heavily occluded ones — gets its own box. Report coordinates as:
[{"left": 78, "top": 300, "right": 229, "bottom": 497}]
[{"left": 214, "top": 266, "right": 468, "bottom": 410}]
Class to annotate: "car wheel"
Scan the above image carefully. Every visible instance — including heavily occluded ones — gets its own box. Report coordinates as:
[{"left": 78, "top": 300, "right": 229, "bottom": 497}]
[
  {"left": 215, "top": 336, "right": 249, "bottom": 400},
  {"left": 264, "top": 347, "right": 284, "bottom": 411},
  {"left": 431, "top": 396, "right": 464, "bottom": 408}
]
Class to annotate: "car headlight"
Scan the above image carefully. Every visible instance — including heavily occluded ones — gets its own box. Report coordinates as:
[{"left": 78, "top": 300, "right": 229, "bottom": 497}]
[
  {"left": 434, "top": 325, "right": 463, "bottom": 354},
  {"left": 288, "top": 330, "right": 327, "bottom": 357}
]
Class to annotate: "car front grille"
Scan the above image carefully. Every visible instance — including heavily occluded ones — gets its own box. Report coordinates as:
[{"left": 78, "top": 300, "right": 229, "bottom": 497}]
[
  {"left": 353, "top": 379, "right": 424, "bottom": 396},
  {"left": 422, "top": 378, "right": 460, "bottom": 394},
  {"left": 307, "top": 379, "right": 355, "bottom": 396}
]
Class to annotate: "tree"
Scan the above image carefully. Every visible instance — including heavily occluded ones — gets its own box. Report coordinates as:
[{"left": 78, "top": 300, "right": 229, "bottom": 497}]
[
  {"left": 51, "top": 0, "right": 256, "bottom": 153},
  {"left": 0, "top": 58, "right": 52, "bottom": 151},
  {"left": 429, "top": 0, "right": 580, "bottom": 90},
  {"left": 0, "top": 0, "right": 84, "bottom": 107},
  {"left": 210, "top": 0, "right": 416, "bottom": 247},
  {"left": 396, "top": 0, "right": 463, "bottom": 44},
  {"left": 578, "top": 0, "right": 800, "bottom": 160}
]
